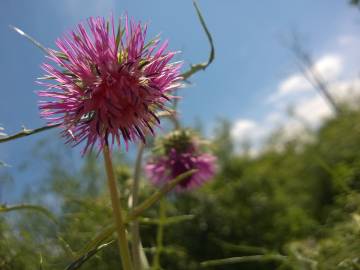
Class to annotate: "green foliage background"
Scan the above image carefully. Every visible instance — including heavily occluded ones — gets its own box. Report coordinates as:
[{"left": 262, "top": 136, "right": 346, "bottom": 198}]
[{"left": 1, "top": 106, "right": 360, "bottom": 270}]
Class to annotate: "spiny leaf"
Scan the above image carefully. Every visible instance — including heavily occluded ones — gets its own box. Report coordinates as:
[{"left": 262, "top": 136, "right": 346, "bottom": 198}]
[
  {"left": 77, "top": 226, "right": 115, "bottom": 258},
  {"left": 139, "top": 215, "right": 195, "bottom": 225},
  {"left": 181, "top": 0, "right": 215, "bottom": 81},
  {"left": 200, "top": 254, "right": 287, "bottom": 267},
  {"left": 10, "top": 25, "right": 49, "bottom": 55},
  {"left": 65, "top": 241, "right": 114, "bottom": 270}
]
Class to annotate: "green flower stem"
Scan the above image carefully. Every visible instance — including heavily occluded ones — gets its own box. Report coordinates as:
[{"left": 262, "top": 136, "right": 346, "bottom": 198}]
[
  {"left": 152, "top": 198, "right": 166, "bottom": 270},
  {"left": 130, "top": 142, "right": 146, "bottom": 270},
  {"left": 103, "top": 145, "right": 133, "bottom": 270}
]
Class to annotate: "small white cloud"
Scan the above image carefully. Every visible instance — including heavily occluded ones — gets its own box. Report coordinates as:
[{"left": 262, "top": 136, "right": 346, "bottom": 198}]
[
  {"left": 280, "top": 119, "right": 306, "bottom": 139},
  {"left": 330, "top": 78, "right": 360, "bottom": 103},
  {"left": 269, "top": 75, "right": 311, "bottom": 102},
  {"left": 231, "top": 120, "right": 258, "bottom": 141},
  {"left": 313, "top": 55, "right": 342, "bottom": 80},
  {"left": 0, "top": 126, "right": 6, "bottom": 138}
]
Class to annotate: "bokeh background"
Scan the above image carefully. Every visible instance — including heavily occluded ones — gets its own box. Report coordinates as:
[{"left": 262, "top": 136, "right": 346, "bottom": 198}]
[{"left": 1, "top": 1, "right": 360, "bottom": 269}]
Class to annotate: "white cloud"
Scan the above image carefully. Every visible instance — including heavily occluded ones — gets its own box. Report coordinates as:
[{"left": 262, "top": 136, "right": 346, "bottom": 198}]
[
  {"left": 231, "top": 53, "right": 357, "bottom": 153},
  {"left": 279, "top": 75, "right": 310, "bottom": 94},
  {"left": 313, "top": 55, "right": 342, "bottom": 79},
  {"left": 231, "top": 120, "right": 258, "bottom": 141},
  {"left": 268, "top": 54, "right": 343, "bottom": 102},
  {"left": 231, "top": 94, "right": 334, "bottom": 154},
  {"left": 294, "top": 95, "right": 334, "bottom": 126},
  {"left": 269, "top": 75, "right": 311, "bottom": 102},
  {"left": 231, "top": 33, "right": 360, "bottom": 155}
]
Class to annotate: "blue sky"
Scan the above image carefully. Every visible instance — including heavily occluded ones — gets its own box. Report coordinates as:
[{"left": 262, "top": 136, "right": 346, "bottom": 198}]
[{"left": 0, "top": 1, "right": 360, "bottom": 200}]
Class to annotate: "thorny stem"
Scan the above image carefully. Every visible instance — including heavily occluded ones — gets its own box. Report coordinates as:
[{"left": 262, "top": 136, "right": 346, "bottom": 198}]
[
  {"left": 0, "top": 123, "right": 60, "bottom": 143},
  {"left": 152, "top": 198, "right": 167, "bottom": 270},
  {"left": 130, "top": 142, "right": 146, "bottom": 270},
  {"left": 103, "top": 145, "right": 133, "bottom": 270}
]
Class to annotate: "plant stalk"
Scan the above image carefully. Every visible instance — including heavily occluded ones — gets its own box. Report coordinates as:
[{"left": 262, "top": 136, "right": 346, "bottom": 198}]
[
  {"left": 103, "top": 145, "right": 133, "bottom": 270},
  {"left": 152, "top": 198, "right": 166, "bottom": 269},
  {"left": 130, "top": 142, "right": 146, "bottom": 270}
]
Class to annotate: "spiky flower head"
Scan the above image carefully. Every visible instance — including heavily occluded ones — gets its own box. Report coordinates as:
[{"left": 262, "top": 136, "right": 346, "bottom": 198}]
[
  {"left": 145, "top": 130, "right": 217, "bottom": 191},
  {"left": 38, "top": 16, "right": 182, "bottom": 154}
]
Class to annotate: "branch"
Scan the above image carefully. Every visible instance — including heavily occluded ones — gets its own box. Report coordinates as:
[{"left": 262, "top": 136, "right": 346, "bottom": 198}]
[
  {"left": 0, "top": 203, "right": 57, "bottom": 223},
  {"left": 181, "top": 0, "right": 215, "bottom": 81},
  {"left": 0, "top": 123, "right": 61, "bottom": 144},
  {"left": 0, "top": 111, "right": 174, "bottom": 144},
  {"left": 129, "top": 142, "right": 147, "bottom": 270}
]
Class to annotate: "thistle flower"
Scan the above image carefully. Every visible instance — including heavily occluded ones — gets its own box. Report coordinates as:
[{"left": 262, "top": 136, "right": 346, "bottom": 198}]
[
  {"left": 145, "top": 130, "right": 217, "bottom": 191},
  {"left": 38, "top": 16, "right": 182, "bottom": 154}
]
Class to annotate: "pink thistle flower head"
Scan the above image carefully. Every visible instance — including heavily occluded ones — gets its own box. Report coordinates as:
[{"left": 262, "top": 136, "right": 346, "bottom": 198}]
[
  {"left": 38, "top": 15, "right": 182, "bottom": 154},
  {"left": 145, "top": 130, "right": 217, "bottom": 191}
]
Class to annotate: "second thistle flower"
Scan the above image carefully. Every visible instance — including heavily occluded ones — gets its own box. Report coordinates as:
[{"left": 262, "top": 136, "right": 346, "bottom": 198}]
[{"left": 146, "top": 130, "right": 217, "bottom": 191}]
